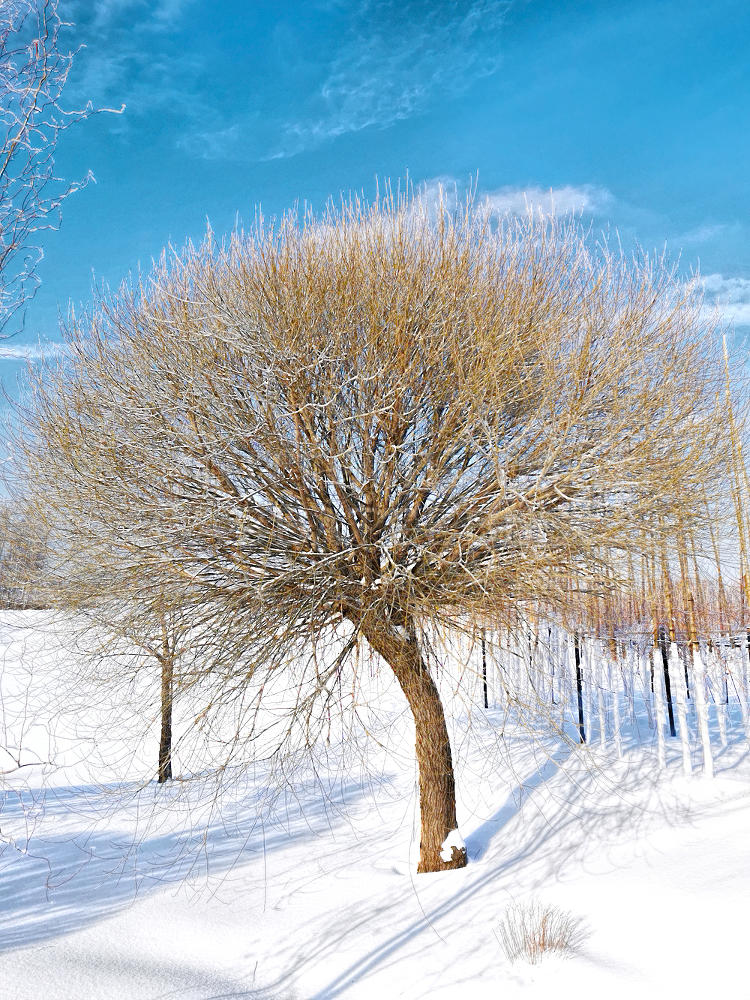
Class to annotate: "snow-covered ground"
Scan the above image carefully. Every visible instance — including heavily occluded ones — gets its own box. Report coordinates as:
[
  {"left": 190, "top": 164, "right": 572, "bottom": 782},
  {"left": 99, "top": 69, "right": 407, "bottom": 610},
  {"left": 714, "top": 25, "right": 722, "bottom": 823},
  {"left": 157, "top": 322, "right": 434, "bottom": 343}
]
[{"left": 2, "top": 612, "right": 750, "bottom": 999}]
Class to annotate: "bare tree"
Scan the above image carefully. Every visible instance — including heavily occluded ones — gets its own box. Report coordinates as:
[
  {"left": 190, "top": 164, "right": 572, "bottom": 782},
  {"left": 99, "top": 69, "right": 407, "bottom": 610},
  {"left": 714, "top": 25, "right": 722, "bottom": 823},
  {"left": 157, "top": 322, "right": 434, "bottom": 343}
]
[
  {"left": 0, "top": 0, "right": 121, "bottom": 333},
  {"left": 17, "top": 530, "right": 194, "bottom": 784},
  {"left": 74, "top": 606, "right": 187, "bottom": 784},
  {"left": 16, "top": 192, "right": 729, "bottom": 872}
]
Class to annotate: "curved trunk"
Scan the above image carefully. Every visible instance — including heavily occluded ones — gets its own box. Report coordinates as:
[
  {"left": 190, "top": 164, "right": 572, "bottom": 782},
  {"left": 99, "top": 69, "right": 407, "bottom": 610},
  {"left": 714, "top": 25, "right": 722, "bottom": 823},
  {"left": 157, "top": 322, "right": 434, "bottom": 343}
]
[{"left": 358, "top": 618, "right": 467, "bottom": 873}]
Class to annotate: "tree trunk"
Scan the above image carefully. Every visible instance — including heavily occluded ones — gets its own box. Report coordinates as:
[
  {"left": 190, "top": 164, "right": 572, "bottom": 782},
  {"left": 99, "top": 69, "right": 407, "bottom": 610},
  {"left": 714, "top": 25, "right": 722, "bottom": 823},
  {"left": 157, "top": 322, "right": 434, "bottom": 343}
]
[
  {"left": 658, "top": 625, "right": 677, "bottom": 738},
  {"left": 357, "top": 617, "right": 467, "bottom": 873},
  {"left": 574, "top": 633, "right": 586, "bottom": 744},
  {"left": 481, "top": 630, "right": 489, "bottom": 709},
  {"left": 158, "top": 653, "right": 174, "bottom": 783}
]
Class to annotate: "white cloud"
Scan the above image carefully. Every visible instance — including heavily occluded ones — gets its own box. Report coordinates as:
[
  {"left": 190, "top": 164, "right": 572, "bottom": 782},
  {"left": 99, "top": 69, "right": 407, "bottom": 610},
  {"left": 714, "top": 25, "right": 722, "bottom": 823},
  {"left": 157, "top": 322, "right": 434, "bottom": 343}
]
[
  {"left": 483, "top": 183, "right": 614, "bottom": 217},
  {"left": 701, "top": 274, "right": 750, "bottom": 328},
  {"left": 0, "top": 342, "right": 68, "bottom": 361},
  {"left": 415, "top": 177, "right": 616, "bottom": 220}
]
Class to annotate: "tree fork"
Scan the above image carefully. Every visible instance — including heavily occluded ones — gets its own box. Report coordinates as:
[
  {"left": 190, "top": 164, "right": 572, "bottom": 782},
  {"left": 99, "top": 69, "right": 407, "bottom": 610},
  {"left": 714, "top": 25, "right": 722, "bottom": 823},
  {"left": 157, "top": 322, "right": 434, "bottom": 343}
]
[{"left": 357, "top": 617, "right": 467, "bottom": 873}]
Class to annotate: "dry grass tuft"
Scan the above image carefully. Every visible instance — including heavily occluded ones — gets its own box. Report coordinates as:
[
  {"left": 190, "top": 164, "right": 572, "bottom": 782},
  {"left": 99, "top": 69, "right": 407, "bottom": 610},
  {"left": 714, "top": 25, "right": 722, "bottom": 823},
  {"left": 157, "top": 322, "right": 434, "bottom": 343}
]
[{"left": 497, "top": 900, "right": 586, "bottom": 964}]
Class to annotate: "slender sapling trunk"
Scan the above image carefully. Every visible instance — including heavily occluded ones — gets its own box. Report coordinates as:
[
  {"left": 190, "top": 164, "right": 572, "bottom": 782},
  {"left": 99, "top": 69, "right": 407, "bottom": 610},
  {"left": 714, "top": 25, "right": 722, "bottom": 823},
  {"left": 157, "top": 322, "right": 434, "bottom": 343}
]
[{"left": 158, "top": 622, "right": 174, "bottom": 783}]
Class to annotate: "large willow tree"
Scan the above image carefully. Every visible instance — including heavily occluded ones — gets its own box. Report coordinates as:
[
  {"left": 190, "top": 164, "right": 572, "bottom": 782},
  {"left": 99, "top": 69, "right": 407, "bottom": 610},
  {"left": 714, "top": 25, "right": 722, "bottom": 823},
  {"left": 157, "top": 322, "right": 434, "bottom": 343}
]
[{"left": 18, "top": 193, "right": 727, "bottom": 872}]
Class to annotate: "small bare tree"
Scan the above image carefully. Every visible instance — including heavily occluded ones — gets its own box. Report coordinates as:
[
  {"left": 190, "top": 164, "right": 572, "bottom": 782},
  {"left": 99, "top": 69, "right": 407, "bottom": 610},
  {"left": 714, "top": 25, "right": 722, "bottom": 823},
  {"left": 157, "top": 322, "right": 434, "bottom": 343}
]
[
  {"left": 17, "top": 192, "right": 728, "bottom": 872},
  {"left": 83, "top": 609, "right": 192, "bottom": 785},
  {"left": 72, "top": 606, "right": 188, "bottom": 784},
  {"left": 19, "top": 533, "right": 194, "bottom": 784}
]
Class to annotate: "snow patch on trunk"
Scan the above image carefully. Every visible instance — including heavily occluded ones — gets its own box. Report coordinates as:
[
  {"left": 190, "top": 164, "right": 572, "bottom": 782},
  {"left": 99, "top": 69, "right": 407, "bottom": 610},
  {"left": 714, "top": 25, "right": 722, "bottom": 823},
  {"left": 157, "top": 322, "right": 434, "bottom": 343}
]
[{"left": 440, "top": 828, "right": 465, "bottom": 862}]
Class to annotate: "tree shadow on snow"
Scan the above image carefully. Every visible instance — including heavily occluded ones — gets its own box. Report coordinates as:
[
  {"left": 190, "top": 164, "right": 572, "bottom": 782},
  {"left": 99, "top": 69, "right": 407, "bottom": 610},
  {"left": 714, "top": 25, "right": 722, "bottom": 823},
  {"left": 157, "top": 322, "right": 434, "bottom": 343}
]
[
  {"left": 274, "top": 730, "right": 750, "bottom": 1000},
  {"left": 0, "top": 772, "right": 376, "bottom": 959}
]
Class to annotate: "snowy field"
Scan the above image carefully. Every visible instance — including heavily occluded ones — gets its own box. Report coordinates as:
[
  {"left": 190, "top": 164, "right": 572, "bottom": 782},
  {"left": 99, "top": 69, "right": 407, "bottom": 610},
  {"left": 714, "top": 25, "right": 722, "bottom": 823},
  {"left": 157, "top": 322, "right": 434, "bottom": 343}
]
[{"left": 2, "top": 612, "right": 750, "bottom": 999}]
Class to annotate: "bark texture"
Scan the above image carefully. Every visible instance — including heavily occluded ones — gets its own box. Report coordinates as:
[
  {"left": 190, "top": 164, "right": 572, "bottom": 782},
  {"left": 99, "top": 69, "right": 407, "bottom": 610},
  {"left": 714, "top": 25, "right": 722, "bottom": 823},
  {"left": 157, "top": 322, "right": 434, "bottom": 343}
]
[{"left": 358, "top": 618, "right": 467, "bottom": 873}]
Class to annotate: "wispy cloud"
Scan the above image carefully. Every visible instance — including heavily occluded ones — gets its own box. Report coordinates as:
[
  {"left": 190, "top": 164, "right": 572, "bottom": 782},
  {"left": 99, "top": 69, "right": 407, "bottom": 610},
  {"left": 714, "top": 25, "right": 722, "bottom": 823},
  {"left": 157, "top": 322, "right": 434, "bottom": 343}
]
[
  {"left": 63, "top": 0, "right": 205, "bottom": 125},
  {"left": 267, "top": 0, "right": 512, "bottom": 160},
  {"left": 149, "top": 0, "right": 197, "bottom": 31},
  {"left": 88, "top": 0, "right": 143, "bottom": 31},
  {"left": 702, "top": 274, "right": 750, "bottom": 328},
  {"left": 677, "top": 223, "right": 730, "bottom": 246},
  {"left": 67, "top": 1, "right": 513, "bottom": 164},
  {"left": 178, "top": 121, "right": 248, "bottom": 162},
  {"left": 68, "top": 0, "right": 196, "bottom": 33}
]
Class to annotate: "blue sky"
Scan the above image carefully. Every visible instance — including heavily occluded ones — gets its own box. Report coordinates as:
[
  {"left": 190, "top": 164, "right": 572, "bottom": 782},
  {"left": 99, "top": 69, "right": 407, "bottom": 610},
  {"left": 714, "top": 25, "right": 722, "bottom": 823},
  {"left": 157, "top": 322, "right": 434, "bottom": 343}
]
[{"left": 3, "top": 0, "right": 750, "bottom": 372}]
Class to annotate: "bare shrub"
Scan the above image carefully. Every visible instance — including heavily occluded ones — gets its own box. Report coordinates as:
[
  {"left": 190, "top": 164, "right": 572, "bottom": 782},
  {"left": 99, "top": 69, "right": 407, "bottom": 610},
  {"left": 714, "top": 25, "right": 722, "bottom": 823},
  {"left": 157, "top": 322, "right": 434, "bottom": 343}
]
[{"left": 497, "top": 899, "right": 586, "bottom": 964}]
